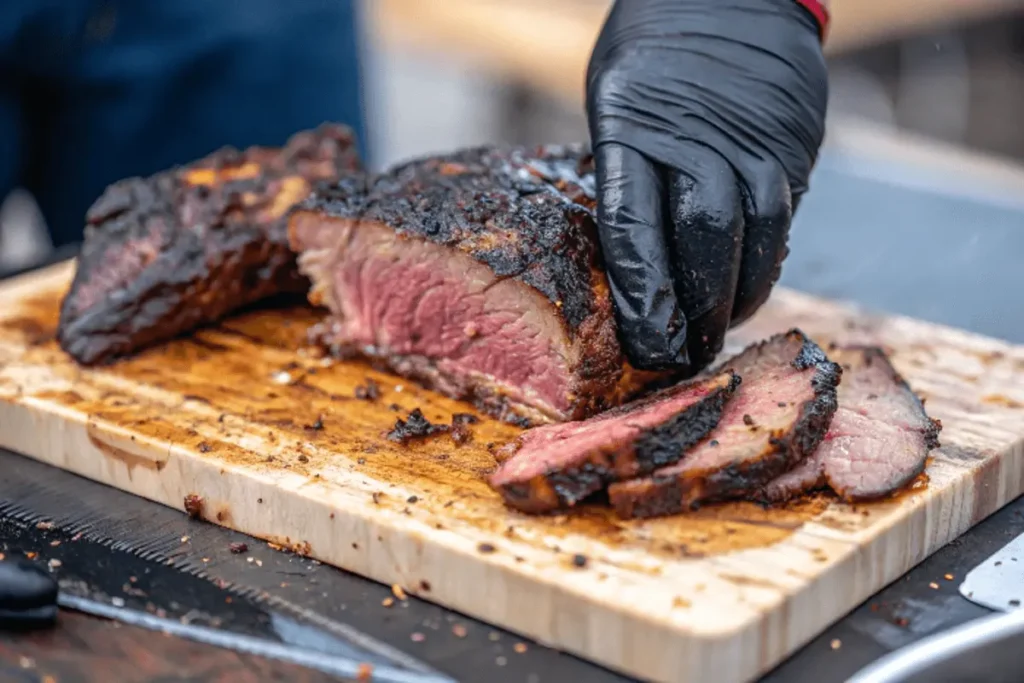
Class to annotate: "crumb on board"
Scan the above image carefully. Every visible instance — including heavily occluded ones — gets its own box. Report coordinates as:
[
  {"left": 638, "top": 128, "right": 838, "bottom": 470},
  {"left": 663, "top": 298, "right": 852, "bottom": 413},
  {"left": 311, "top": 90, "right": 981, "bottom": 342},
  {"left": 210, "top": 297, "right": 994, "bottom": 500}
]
[
  {"left": 386, "top": 409, "right": 449, "bottom": 444},
  {"left": 514, "top": 642, "right": 528, "bottom": 654},
  {"left": 452, "top": 624, "right": 467, "bottom": 638},
  {"left": 36, "top": 521, "right": 53, "bottom": 530},
  {"left": 355, "top": 379, "right": 381, "bottom": 401},
  {"left": 382, "top": 597, "right": 395, "bottom": 608},
  {"left": 830, "top": 639, "right": 841, "bottom": 650},
  {"left": 357, "top": 662, "right": 373, "bottom": 682},
  {"left": 183, "top": 494, "right": 204, "bottom": 519},
  {"left": 392, "top": 584, "right": 408, "bottom": 601},
  {"left": 929, "top": 582, "right": 940, "bottom": 590},
  {"left": 411, "top": 632, "right": 425, "bottom": 642}
]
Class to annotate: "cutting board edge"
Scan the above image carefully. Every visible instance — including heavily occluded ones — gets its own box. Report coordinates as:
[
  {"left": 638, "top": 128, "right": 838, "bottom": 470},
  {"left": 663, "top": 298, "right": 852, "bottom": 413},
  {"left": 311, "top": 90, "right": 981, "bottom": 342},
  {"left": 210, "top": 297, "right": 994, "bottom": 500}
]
[{"left": 3, "top": 391, "right": 1024, "bottom": 683}]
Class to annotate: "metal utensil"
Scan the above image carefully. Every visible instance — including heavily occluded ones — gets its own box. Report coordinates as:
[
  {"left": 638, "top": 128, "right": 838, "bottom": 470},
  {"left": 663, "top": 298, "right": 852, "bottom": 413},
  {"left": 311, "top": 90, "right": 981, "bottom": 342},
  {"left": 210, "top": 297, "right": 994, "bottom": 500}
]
[
  {"left": 845, "top": 608, "right": 1024, "bottom": 683},
  {"left": 846, "top": 530, "right": 1024, "bottom": 682}
]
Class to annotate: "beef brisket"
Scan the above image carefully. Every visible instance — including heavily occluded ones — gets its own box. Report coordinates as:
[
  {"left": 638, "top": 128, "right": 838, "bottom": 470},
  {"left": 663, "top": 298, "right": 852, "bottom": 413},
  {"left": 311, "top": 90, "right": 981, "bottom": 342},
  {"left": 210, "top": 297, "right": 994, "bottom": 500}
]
[
  {"left": 760, "top": 346, "right": 941, "bottom": 502},
  {"left": 608, "top": 330, "right": 841, "bottom": 519},
  {"left": 488, "top": 370, "right": 739, "bottom": 513},
  {"left": 58, "top": 123, "right": 361, "bottom": 365},
  {"left": 289, "top": 144, "right": 667, "bottom": 425}
]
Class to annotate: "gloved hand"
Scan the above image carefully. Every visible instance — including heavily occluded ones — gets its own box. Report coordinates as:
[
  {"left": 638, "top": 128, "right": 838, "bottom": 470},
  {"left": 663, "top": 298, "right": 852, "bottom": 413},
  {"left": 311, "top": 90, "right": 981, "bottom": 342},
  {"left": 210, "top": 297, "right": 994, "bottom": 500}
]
[{"left": 587, "top": 0, "right": 829, "bottom": 373}]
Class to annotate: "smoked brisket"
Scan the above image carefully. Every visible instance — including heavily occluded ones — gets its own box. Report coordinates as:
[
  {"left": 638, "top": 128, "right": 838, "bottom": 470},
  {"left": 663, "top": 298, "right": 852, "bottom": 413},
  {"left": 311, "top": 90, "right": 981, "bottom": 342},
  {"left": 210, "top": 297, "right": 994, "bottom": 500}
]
[
  {"left": 488, "top": 370, "right": 739, "bottom": 513},
  {"left": 289, "top": 144, "right": 667, "bottom": 425},
  {"left": 608, "top": 330, "right": 841, "bottom": 519},
  {"left": 58, "top": 124, "right": 360, "bottom": 365},
  {"left": 760, "top": 346, "right": 941, "bottom": 502}
]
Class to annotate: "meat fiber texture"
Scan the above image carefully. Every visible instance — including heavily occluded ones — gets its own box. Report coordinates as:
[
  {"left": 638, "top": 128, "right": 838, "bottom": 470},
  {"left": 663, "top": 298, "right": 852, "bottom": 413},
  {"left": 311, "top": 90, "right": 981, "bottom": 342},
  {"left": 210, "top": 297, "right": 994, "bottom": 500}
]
[
  {"left": 488, "top": 370, "right": 740, "bottom": 513},
  {"left": 289, "top": 144, "right": 670, "bottom": 426},
  {"left": 58, "top": 123, "right": 361, "bottom": 365},
  {"left": 609, "top": 330, "right": 842, "bottom": 519},
  {"left": 760, "top": 345, "right": 942, "bottom": 503}
]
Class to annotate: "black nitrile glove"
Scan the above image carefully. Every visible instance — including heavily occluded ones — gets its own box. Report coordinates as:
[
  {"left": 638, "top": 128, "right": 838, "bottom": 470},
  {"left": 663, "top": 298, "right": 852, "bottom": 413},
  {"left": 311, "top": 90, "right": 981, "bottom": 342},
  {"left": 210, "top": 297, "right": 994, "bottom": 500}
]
[
  {"left": 0, "top": 559, "right": 59, "bottom": 630},
  {"left": 587, "top": 0, "right": 828, "bottom": 373}
]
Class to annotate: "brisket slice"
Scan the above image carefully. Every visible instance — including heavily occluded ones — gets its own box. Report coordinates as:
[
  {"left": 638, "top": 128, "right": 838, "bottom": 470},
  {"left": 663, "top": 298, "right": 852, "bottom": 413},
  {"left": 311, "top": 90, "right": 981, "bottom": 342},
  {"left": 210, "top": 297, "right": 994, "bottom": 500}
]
[
  {"left": 608, "top": 330, "right": 842, "bottom": 519},
  {"left": 488, "top": 370, "right": 739, "bottom": 513},
  {"left": 57, "top": 123, "right": 361, "bottom": 365},
  {"left": 289, "top": 144, "right": 669, "bottom": 425},
  {"left": 760, "top": 346, "right": 942, "bottom": 503}
]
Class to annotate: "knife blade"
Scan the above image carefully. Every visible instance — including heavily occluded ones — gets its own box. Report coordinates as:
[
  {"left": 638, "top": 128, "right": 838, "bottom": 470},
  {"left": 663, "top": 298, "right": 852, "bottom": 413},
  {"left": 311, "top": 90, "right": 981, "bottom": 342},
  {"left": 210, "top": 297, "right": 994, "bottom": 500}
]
[
  {"left": 0, "top": 451, "right": 447, "bottom": 678},
  {"left": 959, "top": 530, "right": 1024, "bottom": 612}
]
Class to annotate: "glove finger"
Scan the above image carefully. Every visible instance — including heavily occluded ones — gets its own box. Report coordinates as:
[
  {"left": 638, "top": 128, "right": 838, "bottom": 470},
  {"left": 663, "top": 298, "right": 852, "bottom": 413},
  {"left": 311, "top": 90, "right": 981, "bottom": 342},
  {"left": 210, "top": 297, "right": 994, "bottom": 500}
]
[
  {"left": 667, "top": 143, "right": 745, "bottom": 371},
  {"left": 593, "top": 142, "right": 689, "bottom": 371},
  {"left": 732, "top": 158, "right": 793, "bottom": 325}
]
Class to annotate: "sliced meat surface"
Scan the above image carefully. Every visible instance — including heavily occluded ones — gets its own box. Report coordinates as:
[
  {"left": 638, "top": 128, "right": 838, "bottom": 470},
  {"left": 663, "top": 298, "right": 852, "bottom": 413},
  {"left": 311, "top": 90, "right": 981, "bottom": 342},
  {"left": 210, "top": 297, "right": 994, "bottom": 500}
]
[
  {"left": 58, "top": 124, "right": 361, "bottom": 365},
  {"left": 608, "top": 330, "right": 842, "bottom": 519},
  {"left": 760, "top": 346, "right": 941, "bottom": 502},
  {"left": 488, "top": 370, "right": 739, "bottom": 513},
  {"left": 289, "top": 144, "right": 670, "bottom": 425}
]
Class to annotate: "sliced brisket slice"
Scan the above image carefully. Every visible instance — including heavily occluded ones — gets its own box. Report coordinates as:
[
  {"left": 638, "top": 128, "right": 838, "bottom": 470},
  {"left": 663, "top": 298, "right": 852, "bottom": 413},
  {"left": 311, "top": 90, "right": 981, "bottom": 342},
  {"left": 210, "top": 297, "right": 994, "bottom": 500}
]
[
  {"left": 488, "top": 370, "right": 739, "bottom": 513},
  {"left": 58, "top": 123, "right": 361, "bottom": 365},
  {"left": 608, "top": 330, "right": 842, "bottom": 519},
  {"left": 289, "top": 144, "right": 669, "bottom": 425},
  {"left": 760, "top": 346, "right": 942, "bottom": 503}
]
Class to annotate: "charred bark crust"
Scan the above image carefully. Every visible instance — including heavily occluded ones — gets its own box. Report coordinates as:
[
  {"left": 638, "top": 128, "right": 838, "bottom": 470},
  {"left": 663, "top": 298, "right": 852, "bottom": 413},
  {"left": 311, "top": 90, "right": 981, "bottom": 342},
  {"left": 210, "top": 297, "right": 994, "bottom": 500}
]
[
  {"left": 492, "top": 371, "right": 741, "bottom": 514},
  {"left": 58, "top": 124, "right": 360, "bottom": 365},
  {"left": 295, "top": 144, "right": 602, "bottom": 334},
  {"left": 295, "top": 144, "right": 647, "bottom": 419},
  {"left": 610, "top": 330, "right": 842, "bottom": 519}
]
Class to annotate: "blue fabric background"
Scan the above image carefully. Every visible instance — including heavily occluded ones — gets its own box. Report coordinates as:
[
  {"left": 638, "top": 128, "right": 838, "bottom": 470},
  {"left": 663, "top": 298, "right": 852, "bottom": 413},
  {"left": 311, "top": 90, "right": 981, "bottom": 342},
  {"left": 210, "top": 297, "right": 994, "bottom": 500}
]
[{"left": 0, "top": 0, "right": 366, "bottom": 247}]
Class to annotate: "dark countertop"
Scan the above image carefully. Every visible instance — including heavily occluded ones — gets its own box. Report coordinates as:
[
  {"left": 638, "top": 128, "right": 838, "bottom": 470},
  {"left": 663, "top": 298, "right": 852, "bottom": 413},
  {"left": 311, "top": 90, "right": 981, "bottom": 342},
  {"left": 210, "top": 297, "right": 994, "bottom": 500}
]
[{"left": 2, "top": 150, "right": 1024, "bottom": 683}]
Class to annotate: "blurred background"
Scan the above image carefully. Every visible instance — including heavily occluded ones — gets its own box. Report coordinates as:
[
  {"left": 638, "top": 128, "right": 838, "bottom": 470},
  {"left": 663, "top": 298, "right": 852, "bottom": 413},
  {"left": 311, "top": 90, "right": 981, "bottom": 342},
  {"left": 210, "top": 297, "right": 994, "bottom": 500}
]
[{"left": 3, "top": 0, "right": 1024, "bottom": 336}]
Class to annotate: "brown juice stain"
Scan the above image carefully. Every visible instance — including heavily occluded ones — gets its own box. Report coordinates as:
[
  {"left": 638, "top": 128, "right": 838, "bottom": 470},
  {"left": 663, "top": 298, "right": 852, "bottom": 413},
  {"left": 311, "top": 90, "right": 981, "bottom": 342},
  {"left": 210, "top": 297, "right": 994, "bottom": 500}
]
[
  {"left": 87, "top": 430, "right": 167, "bottom": 473},
  {"left": 982, "top": 394, "right": 1024, "bottom": 409},
  {"left": 6, "top": 291, "right": 841, "bottom": 562}
]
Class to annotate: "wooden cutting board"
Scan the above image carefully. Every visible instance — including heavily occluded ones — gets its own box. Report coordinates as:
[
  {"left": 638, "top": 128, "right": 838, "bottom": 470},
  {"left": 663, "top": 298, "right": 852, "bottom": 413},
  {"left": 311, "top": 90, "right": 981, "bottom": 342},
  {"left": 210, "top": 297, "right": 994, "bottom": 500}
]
[{"left": 1, "top": 261, "right": 1023, "bottom": 683}]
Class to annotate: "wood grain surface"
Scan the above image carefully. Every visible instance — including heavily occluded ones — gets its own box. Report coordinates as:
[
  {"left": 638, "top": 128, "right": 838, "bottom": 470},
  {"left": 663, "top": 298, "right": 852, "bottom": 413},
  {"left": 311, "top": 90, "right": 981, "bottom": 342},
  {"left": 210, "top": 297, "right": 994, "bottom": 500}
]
[{"left": 1, "top": 261, "right": 1023, "bottom": 683}]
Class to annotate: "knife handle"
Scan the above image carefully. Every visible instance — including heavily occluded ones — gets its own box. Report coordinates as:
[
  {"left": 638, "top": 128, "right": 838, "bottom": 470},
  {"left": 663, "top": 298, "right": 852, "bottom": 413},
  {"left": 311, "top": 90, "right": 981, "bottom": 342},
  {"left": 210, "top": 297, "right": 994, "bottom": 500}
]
[{"left": 0, "top": 559, "right": 59, "bottom": 630}]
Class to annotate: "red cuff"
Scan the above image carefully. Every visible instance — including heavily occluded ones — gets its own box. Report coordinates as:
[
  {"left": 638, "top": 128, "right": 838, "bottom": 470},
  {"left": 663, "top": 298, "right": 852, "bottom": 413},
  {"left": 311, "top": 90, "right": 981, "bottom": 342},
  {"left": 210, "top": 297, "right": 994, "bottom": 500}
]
[{"left": 794, "top": 0, "right": 830, "bottom": 41}]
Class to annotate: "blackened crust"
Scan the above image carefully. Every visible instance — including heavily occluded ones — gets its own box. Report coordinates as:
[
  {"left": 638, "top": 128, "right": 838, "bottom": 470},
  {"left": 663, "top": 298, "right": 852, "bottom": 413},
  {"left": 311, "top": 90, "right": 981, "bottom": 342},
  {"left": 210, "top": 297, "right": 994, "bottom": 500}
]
[
  {"left": 296, "top": 144, "right": 599, "bottom": 330},
  {"left": 610, "top": 332, "right": 842, "bottom": 519},
  {"left": 57, "top": 123, "right": 361, "bottom": 365},
  {"left": 492, "top": 371, "right": 740, "bottom": 514},
  {"left": 296, "top": 144, "right": 665, "bottom": 420}
]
